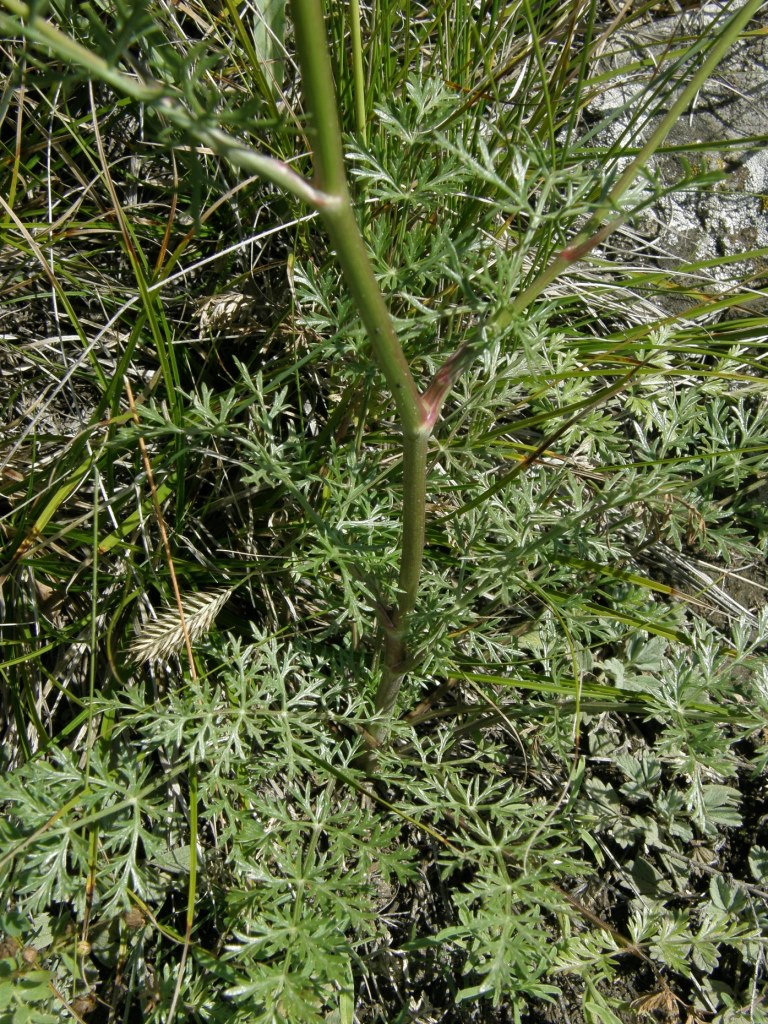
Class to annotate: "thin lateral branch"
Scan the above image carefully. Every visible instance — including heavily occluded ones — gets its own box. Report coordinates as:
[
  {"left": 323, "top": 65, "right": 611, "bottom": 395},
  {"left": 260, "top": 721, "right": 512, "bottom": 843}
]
[
  {"left": 423, "top": 0, "right": 763, "bottom": 401},
  {"left": 348, "top": 0, "right": 367, "bottom": 141},
  {"left": 183, "top": 118, "right": 338, "bottom": 208},
  {"left": 0, "top": 0, "right": 329, "bottom": 208}
]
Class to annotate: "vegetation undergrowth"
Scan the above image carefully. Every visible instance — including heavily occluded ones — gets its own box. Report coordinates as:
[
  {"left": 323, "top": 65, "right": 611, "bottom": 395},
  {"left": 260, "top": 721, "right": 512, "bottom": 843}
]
[{"left": 1, "top": 0, "right": 767, "bottom": 1021}]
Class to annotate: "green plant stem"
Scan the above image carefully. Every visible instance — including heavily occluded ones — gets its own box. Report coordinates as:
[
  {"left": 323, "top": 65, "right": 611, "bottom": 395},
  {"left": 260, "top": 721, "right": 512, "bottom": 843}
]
[
  {"left": 290, "top": 2, "right": 423, "bottom": 430},
  {"left": 321, "top": 206, "right": 425, "bottom": 434},
  {"left": 422, "top": 0, "right": 762, "bottom": 402},
  {"left": 15, "top": 0, "right": 754, "bottom": 752},
  {"left": 374, "top": 429, "right": 428, "bottom": 727},
  {"left": 348, "top": 0, "right": 367, "bottom": 141},
  {"left": 291, "top": 0, "right": 429, "bottom": 737}
]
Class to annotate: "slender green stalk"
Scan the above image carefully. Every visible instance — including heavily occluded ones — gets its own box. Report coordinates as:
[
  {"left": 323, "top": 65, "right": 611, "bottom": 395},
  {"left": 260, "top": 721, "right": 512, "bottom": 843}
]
[
  {"left": 373, "top": 430, "right": 428, "bottom": 725},
  {"left": 290, "top": 2, "right": 422, "bottom": 426},
  {"left": 290, "top": 0, "right": 348, "bottom": 198},
  {"left": 290, "top": 0, "right": 430, "bottom": 738},
  {"left": 348, "top": 0, "right": 367, "bottom": 141},
  {"left": 321, "top": 204, "right": 425, "bottom": 435}
]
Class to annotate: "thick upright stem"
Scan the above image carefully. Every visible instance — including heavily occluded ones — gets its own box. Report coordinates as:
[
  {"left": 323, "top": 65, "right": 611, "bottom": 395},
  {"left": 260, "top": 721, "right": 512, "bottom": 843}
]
[
  {"left": 321, "top": 203, "right": 425, "bottom": 437},
  {"left": 290, "top": 0, "right": 423, "bottom": 436},
  {"left": 373, "top": 429, "right": 428, "bottom": 728},
  {"left": 396, "top": 431, "right": 429, "bottom": 622},
  {"left": 290, "top": 0, "right": 429, "bottom": 739}
]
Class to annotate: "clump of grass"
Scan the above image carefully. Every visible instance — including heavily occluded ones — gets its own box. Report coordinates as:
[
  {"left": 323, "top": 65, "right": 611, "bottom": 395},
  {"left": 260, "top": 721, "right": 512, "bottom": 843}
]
[{"left": 1, "top": 1, "right": 767, "bottom": 1022}]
